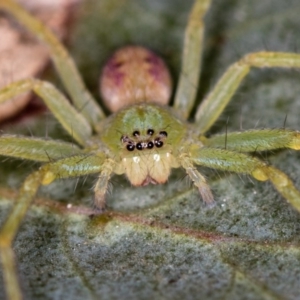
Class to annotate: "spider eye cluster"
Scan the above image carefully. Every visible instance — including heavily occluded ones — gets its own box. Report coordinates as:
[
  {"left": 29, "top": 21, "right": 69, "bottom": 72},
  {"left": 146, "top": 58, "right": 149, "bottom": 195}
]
[{"left": 121, "top": 129, "right": 168, "bottom": 151}]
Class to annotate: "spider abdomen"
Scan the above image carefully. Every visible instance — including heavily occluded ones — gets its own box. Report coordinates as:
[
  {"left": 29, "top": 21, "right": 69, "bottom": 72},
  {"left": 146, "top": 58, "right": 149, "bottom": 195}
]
[{"left": 100, "top": 46, "right": 172, "bottom": 112}]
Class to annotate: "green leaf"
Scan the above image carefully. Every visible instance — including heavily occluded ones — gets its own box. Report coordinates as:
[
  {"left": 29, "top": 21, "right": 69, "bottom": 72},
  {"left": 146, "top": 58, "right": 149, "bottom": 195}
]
[{"left": 1, "top": 0, "right": 300, "bottom": 299}]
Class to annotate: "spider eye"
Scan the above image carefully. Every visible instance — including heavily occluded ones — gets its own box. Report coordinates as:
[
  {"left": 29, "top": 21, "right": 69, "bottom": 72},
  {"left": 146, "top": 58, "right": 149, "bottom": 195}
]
[
  {"left": 147, "top": 129, "right": 154, "bottom": 135},
  {"left": 154, "top": 138, "right": 163, "bottom": 148},
  {"left": 133, "top": 130, "right": 140, "bottom": 137},
  {"left": 147, "top": 141, "right": 154, "bottom": 149},
  {"left": 136, "top": 143, "right": 143, "bottom": 150},
  {"left": 126, "top": 144, "right": 135, "bottom": 151},
  {"left": 159, "top": 131, "right": 167, "bottom": 137},
  {"left": 121, "top": 135, "right": 129, "bottom": 143}
]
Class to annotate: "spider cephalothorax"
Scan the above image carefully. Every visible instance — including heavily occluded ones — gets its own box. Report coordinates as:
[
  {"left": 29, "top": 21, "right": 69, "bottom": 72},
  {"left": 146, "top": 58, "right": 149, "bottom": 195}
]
[{"left": 100, "top": 102, "right": 185, "bottom": 188}]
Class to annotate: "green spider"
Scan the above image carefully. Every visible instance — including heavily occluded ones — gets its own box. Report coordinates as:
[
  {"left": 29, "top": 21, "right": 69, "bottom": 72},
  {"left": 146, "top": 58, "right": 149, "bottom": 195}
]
[{"left": 1, "top": 0, "right": 300, "bottom": 299}]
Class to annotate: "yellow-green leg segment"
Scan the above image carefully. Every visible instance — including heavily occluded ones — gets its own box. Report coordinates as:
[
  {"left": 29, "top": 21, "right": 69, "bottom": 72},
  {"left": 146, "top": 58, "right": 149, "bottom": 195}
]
[
  {"left": 0, "top": 171, "right": 44, "bottom": 300},
  {"left": 0, "top": 136, "right": 84, "bottom": 162},
  {"left": 174, "top": 0, "right": 211, "bottom": 119},
  {"left": 202, "top": 129, "right": 300, "bottom": 152},
  {"left": 0, "top": 79, "right": 92, "bottom": 146},
  {"left": 196, "top": 52, "right": 300, "bottom": 133},
  {"left": 189, "top": 146, "right": 300, "bottom": 212},
  {"left": 0, "top": 152, "right": 107, "bottom": 299}
]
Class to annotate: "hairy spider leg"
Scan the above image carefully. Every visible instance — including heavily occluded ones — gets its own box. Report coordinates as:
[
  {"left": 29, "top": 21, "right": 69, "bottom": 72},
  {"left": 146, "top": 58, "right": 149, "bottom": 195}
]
[
  {"left": 195, "top": 52, "right": 300, "bottom": 133},
  {"left": 0, "top": 136, "right": 84, "bottom": 161},
  {"left": 0, "top": 78, "right": 92, "bottom": 146},
  {"left": 94, "top": 159, "right": 117, "bottom": 210},
  {"left": 189, "top": 146, "right": 300, "bottom": 212},
  {"left": 0, "top": 0, "right": 105, "bottom": 126},
  {"left": 202, "top": 129, "right": 300, "bottom": 152},
  {"left": 174, "top": 0, "right": 211, "bottom": 119},
  {"left": 179, "top": 154, "right": 214, "bottom": 205},
  {"left": 0, "top": 152, "right": 106, "bottom": 300},
  {"left": 0, "top": 171, "right": 42, "bottom": 300}
]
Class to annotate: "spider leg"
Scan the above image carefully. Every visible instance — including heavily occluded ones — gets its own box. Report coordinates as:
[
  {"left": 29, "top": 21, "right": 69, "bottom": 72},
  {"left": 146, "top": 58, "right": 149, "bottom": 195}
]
[
  {"left": 195, "top": 52, "right": 300, "bottom": 133},
  {"left": 189, "top": 146, "right": 300, "bottom": 212},
  {"left": 0, "top": 135, "right": 84, "bottom": 161},
  {"left": 179, "top": 154, "right": 214, "bottom": 206},
  {"left": 0, "top": 170, "right": 43, "bottom": 300},
  {"left": 174, "top": 0, "right": 211, "bottom": 119},
  {"left": 202, "top": 128, "right": 300, "bottom": 152},
  {"left": 0, "top": 153, "right": 106, "bottom": 299},
  {"left": 0, "top": 78, "right": 92, "bottom": 146},
  {"left": 0, "top": 0, "right": 105, "bottom": 127},
  {"left": 94, "top": 159, "right": 116, "bottom": 211}
]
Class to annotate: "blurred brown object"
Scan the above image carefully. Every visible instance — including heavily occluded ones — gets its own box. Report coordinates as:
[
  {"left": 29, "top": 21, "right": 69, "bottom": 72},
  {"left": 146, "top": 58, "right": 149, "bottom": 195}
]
[{"left": 0, "top": 0, "right": 80, "bottom": 122}]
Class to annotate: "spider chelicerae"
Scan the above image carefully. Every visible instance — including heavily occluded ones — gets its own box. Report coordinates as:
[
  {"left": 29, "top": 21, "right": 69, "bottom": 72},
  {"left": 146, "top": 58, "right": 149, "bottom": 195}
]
[{"left": 1, "top": 0, "right": 300, "bottom": 299}]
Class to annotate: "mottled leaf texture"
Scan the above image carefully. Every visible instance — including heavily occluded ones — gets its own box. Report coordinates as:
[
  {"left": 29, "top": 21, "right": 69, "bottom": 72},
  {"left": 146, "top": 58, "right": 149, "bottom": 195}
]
[{"left": 0, "top": 0, "right": 300, "bottom": 299}]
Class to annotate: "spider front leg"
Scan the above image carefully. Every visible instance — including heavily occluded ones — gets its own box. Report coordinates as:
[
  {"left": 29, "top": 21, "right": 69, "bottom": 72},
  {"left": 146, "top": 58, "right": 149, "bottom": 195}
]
[
  {"left": 0, "top": 78, "right": 91, "bottom": 146},
  {"left": 188, "top": 146, "right": 300, "bottom": 212},
  {"left": 195, "top": 52, "right": 300, "bottom": 134},
  {"left": 0, "top": 151, "right": 107, "bottom": 300}
]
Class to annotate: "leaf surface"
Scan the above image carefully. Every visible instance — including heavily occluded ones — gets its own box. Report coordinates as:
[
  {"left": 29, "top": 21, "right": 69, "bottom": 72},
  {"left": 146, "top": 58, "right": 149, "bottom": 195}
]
[{"left": 1, "top": 0, "right": 300, "bottom": 299}]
